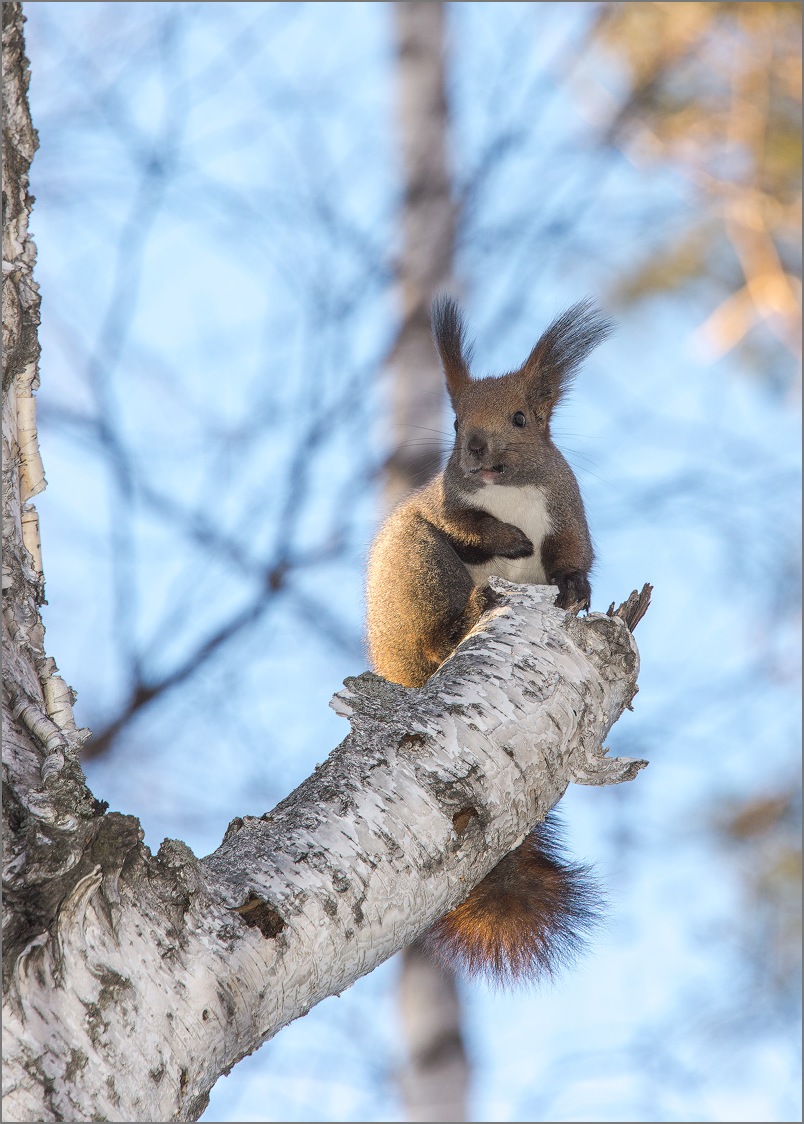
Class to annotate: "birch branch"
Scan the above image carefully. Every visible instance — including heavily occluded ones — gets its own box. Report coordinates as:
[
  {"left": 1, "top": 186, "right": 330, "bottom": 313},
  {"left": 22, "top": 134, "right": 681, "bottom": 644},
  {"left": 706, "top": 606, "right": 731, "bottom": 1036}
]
[{"left": 3, "top": 578, "right": 647, "bottom": 1122}]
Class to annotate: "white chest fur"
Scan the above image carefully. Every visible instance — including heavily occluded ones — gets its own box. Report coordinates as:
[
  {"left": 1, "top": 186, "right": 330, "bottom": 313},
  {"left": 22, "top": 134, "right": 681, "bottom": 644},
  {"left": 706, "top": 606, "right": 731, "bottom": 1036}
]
[{"left": 463, "top": 483, "right": 552, "bottom": 586}]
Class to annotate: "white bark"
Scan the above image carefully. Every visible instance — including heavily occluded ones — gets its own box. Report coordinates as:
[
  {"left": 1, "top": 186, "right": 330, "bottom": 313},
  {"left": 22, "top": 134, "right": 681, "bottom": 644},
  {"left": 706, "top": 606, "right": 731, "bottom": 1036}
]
[{"left": 2, "top": 5, "right": 648, "bottom": 1120}]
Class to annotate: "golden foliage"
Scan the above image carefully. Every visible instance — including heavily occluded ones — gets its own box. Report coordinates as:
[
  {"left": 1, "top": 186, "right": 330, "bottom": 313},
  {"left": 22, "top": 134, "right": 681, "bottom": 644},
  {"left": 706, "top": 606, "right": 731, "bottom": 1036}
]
[{"left": 589, "top": 2, "right": 801, "bottom": 378}]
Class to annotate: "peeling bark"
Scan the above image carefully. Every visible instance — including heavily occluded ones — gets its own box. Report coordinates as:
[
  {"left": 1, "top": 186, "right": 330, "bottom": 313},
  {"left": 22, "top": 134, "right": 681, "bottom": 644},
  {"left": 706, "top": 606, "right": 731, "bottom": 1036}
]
[{"left": 1, "top": 6, "right": 649, "bottom": 1121}]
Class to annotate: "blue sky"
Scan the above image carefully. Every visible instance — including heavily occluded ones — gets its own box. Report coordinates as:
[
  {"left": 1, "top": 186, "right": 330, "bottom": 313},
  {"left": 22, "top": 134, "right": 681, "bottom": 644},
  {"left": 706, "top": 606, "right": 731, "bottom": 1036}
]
[{"left": 23, "top": 3, "right": 801, "bottom": 1120}]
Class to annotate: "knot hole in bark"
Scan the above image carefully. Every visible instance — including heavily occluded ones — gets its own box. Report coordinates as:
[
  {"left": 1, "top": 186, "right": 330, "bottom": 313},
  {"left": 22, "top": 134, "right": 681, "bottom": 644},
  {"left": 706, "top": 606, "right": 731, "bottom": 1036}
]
[
  {"left": 452, "top": 807, "right": 477, "bottom": 836},
  {"left": 399, "top": 732, "right": 428, "bottom": 750},
  {"left": 236, "top": 894, "right": 286, "bottom": 939}
]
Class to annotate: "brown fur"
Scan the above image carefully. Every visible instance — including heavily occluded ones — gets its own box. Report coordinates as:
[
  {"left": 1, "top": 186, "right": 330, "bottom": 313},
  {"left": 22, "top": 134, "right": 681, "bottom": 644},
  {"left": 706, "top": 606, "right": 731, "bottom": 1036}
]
[
  {"left": 366, "top": 296, "right": 611, "bottom": 981},
  {"left": 420, "top": 819, "right": 600, "bottom": 984}
]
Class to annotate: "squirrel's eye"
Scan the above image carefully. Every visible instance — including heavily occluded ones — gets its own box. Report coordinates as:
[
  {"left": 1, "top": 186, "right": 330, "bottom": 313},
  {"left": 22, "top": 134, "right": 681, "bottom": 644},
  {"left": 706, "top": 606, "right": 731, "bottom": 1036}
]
[
  {"left": 453, "top": 418, "right": 459, "bottom": 431},
  {"left": 512, "top": 411, "right": 527, "bottom": 427}
]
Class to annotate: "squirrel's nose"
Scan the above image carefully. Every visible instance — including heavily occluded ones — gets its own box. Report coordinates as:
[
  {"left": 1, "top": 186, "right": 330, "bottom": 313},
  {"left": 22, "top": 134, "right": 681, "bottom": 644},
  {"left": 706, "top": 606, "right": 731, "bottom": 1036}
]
[{"left": 466, "top": 431, "right": 488, "bottom": 458}]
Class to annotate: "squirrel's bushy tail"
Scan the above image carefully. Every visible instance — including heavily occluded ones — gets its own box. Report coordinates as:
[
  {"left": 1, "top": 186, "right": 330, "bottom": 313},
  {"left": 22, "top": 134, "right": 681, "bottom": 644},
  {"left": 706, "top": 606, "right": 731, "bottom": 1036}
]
[{"left": 420, "top": 815, "right": 601, "bottom": 985}]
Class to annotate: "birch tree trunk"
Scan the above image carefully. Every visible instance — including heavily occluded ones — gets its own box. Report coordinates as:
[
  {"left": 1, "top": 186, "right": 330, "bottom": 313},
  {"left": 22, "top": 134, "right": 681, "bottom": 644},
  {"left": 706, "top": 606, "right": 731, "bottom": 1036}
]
[
  {"left": 2, "top": 6, "right": 648, "bottom": 1120},
  {"left": 387, "top": 4, "right": 471, "bottom": 1117},
  {"left": 385, "top": 0, "right": 455, "bottom": 511}
]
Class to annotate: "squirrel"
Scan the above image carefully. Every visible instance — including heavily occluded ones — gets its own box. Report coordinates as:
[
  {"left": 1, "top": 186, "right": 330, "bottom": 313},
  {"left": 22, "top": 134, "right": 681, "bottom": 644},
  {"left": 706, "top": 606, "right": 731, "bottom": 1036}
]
[{"left": 366, "top": 294, "right": 612, "bottom": 983}]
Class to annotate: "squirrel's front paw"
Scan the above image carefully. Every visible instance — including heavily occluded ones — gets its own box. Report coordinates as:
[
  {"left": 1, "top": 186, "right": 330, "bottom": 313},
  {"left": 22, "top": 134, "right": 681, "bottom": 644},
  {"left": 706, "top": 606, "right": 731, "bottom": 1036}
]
[
  {"left": 499, "top": 525, "right": 534, "bottom": 559},
  {"left": 554, "top": 571, "right": 591, "bottom": 611}
]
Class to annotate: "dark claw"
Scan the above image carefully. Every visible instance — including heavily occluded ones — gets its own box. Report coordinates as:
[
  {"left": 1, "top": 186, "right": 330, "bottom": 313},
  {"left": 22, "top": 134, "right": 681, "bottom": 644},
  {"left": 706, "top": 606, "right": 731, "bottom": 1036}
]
[{"left": 554, "top": 571, "right": 591, "bottom": 611}]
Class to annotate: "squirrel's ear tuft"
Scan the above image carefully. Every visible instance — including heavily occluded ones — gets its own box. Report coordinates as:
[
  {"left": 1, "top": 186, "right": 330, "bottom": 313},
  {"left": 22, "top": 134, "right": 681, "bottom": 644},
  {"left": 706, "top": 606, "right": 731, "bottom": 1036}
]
[
  {"left": 431, "top": 294, "right": 473, "bottom": 403},
  {"left": 520, "top": 300, "right": 613, "bottom": 416}
]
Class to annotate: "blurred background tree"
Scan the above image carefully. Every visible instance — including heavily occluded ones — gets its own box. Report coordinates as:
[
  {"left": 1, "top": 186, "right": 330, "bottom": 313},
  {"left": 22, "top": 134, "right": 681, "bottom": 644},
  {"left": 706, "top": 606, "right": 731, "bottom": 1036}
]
[
  {"left": 386, "top": 6, "right": 469, "bottom": 1121},
  {"left": 24, "top": 2, "right": 800, "bottom": 1120}
]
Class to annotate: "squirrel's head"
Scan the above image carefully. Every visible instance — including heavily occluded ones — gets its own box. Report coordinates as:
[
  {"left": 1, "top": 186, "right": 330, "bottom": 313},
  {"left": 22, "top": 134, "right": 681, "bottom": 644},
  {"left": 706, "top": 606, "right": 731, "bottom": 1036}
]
[{"left": 432, "top": 295, "right": 612, "bottom": 487}]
